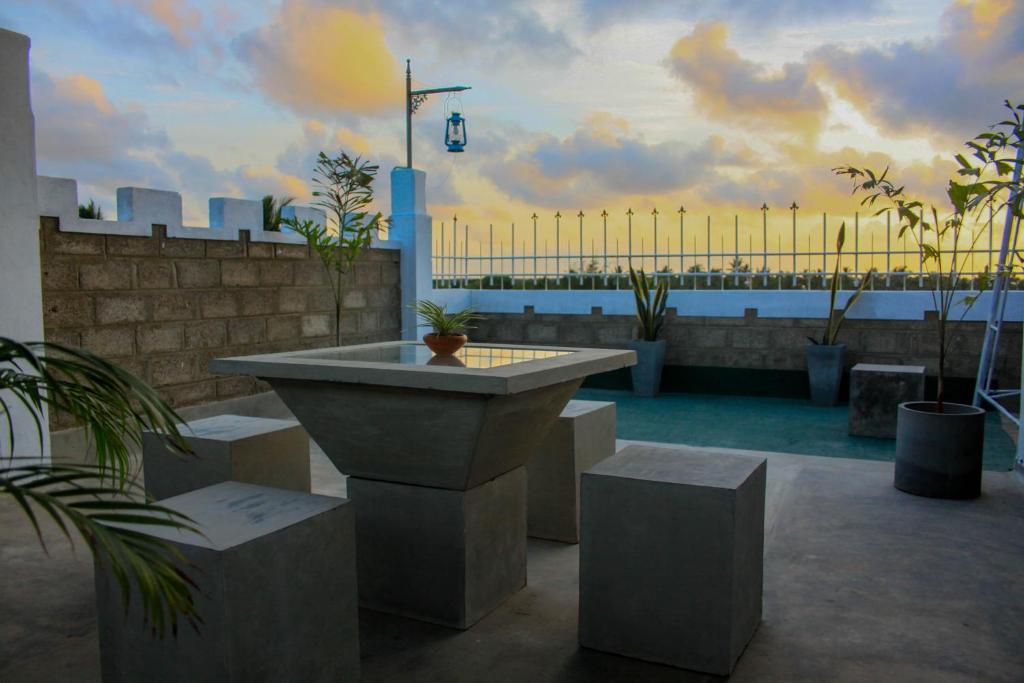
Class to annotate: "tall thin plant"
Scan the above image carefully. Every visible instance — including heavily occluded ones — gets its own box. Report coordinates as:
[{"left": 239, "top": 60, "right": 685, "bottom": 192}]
[
  {"left": 809, "top": 222, "right": 872, "bottom": 345},
  {"left": 284, "top": 152, "right": 383, "bottom": 346},
  {"left": 628, "top": 266, "right": 669, "bottom": 341},
  {"left": 833, "top": 103, "right": 1020, "bottom": 408}
]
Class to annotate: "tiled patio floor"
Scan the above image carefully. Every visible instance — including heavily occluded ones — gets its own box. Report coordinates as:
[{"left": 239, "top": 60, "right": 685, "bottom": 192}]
[{"left": 3, "top": 441, "right": 1023, "bottom": 682}]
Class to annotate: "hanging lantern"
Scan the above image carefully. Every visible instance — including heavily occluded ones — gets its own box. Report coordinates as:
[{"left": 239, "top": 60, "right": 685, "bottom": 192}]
[{"left": 445, "top": 111, "right": 467, "bottom": 153}]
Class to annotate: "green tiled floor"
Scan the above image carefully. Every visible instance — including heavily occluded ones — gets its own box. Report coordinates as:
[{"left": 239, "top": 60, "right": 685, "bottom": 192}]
[{"left": 574, "top": 388, "right": 1017, "bottom": 471}]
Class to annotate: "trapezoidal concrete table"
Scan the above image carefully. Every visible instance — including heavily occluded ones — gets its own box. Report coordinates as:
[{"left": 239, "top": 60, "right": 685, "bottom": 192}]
[{"left": 211, "top": 341, "right": 634, "bottom": 629}]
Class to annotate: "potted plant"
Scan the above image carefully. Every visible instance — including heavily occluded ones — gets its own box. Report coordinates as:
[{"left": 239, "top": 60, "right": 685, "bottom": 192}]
[
  {"left": 805, "top": 222, "right": 870, "bottom": 406},
  {"left": 627, "top": 266, "right": 669, "bottom": 396},
  {"left": 413, "top": 299, "right": 483, "bottom": 355},
  {"left": 834, "top": 101, "right": 1022, "bottom": 498}
]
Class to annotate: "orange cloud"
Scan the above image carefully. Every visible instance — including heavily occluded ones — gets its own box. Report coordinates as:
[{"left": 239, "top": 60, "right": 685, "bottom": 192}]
[
  {"left": 667, "top": 22, "right": 827, "bottom": 139},
  {"left": 236, "top": 1, "right": 402, "bottom": 116}
]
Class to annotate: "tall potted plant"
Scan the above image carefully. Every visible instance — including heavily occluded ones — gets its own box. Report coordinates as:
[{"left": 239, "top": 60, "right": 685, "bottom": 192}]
[
  {"left": 835, "top": 102, "right": 1021, "bottom": 497},
  {"left": 805, "top": 222, "right": 871, "bottom": 406},
  {"left": 284, "top": 151, "right": 383, "bottom": 346},
  {"left": 628, "top": 266, "right": 669, "bottom": 397}
]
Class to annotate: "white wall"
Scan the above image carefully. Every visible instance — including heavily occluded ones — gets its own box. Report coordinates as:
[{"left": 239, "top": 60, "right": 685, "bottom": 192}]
[
  {"left": 0, "top": 28, "right": 47, "bottom": 459},
  {"left": 431, "top": 288, "right": 1024, "bottom": 322}
]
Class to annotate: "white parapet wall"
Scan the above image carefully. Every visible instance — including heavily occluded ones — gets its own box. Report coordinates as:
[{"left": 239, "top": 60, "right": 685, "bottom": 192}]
[
  {"left": 37, "top": 175, "right": 324, "bottom": 245},
  {"left": 431, "top": 288, "right": 1024, "bottom": 322},
  {"left": 0, "top": 28, "right": 47, "bottom": 459}
]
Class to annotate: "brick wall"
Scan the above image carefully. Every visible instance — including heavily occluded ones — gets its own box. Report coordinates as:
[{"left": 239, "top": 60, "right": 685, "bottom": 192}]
[
  {"left": 39, "top": 217, "right": 400, "bottom": 427},
  {"left": 472, "top": 306, "right": 1022, "bottom": 394}
]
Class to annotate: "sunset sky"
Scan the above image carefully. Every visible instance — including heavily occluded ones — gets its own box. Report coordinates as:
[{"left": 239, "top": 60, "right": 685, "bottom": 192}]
[{"left": 3, "top": 0, "right": 1022, "bottom": 265}]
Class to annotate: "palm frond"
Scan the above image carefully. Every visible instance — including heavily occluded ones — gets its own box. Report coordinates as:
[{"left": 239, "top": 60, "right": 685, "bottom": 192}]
[
  {"left": 1, "top": 462, "right": 201, "bottom": 637},
  {"left": 0, "top": 339, "right": 191, "bottom": 482}
]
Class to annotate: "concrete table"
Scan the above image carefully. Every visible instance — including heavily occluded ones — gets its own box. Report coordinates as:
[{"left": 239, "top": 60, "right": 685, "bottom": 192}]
[
  {"left": 848, "top": 363, "right": 926, "bottom": 439},
  {"left": 211, "top": 341, "right": 634, "bottom": 629}
]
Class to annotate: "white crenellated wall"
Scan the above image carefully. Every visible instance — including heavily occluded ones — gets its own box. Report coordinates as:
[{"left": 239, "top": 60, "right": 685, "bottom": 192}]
[{"left": 37, "top": 175, "right": 324, "bottom": 245}]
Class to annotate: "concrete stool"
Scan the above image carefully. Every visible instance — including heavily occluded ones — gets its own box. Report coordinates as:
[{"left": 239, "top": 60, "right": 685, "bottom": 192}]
[
  {"left": 527, "top": 399, "right": 615, "bottom": 543},
  {"left": 94, "top": 481, "right": 360, "bottom": 682},
  {"left": 579, "top": 444, "right": 766, "bottom": 676},
  {"left": 143, "top": 414, "right": 310, "bottom": 499},
  {"left": 848, "top": 364, "right": 926, "bottom": 439}
]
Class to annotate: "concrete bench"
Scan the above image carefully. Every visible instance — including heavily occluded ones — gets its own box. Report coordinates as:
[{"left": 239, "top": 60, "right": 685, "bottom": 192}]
[
  {"left": 848, "top": 364, "right": 925, "bottom": 439},
  {"left": 143, "top": 414, "right": 310, "bottom": 500},
  {"left": 579, "top": 444, "right": 766, "bottom": 675},
  {"left": 94, "top": 481, "right": 360, "bottom": 682},
  {"left": 527, "top": 399, "right": 616, "bottom": 543}
]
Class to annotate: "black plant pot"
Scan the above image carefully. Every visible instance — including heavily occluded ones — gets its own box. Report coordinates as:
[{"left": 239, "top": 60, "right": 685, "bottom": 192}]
[
  {"left": 805, "top": 343, "right": 844, "bottom": 407},
  {"left": 894, "top": 401, "right": 985, "bottom": 499}
]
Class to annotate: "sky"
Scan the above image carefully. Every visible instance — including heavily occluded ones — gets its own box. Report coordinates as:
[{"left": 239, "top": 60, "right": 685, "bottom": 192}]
[{"left": 3, "top": 0, "right": 1023, "bottom": 264}]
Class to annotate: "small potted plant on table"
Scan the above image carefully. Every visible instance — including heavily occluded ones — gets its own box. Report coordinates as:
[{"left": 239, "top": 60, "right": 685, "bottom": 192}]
[
  {"left": 806, "top": 222, "right": 870, "bottom": 406},
  {"left": 414, "top": 299, "right": 483, "bottom": 355},
  {"left": 628, "top": 266, "right": 669, "bottom": 396}
]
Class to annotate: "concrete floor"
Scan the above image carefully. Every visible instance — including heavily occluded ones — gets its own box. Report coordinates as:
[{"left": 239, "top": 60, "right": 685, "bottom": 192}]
[{"left": 3, "top": 441, "right": 1024, "bottom": 682}]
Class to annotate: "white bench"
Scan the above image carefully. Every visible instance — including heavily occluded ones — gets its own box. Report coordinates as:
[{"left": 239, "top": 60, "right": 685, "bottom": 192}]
[
  {"left": 527, "top": 399, "right": 616, "bottom": 543},
  {"left": 143, "top": 414, "right": 309, "bottom": 500},
  {"left": 94, "top": 481, "right": 360, "bottom": 682},
  {"left": 579, "top": 444, "right": 766, "bottom": 675}
]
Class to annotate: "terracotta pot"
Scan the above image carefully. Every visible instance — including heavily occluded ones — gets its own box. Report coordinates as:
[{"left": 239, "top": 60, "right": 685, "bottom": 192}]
[{"left": 423, "top": 333, "right": 467, "bottom": 355}]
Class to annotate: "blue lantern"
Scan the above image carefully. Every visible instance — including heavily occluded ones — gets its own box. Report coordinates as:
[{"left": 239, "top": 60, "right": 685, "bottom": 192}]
[{"left": 445, "top": 111, "right": 467, "bottom": 153}]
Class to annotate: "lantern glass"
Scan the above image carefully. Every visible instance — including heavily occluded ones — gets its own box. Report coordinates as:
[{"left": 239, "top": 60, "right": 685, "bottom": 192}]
[{"left": 445, "top": 112, "right": 466, "bottom": 152}]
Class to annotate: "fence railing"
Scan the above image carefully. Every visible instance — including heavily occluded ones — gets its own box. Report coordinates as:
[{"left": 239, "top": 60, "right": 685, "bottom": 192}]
[{"left": 431, "top": 207, "right": 1018, "bottom": 291}]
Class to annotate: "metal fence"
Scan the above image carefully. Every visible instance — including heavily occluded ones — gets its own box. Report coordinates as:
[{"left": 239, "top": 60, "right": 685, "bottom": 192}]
[{"left": 431, "top": 206, "right": 1019, "bottom": 291}]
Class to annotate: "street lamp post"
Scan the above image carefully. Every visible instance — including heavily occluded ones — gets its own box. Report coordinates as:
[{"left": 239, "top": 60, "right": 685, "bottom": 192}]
[{"left": 406, "top": 59, "right": 471, "bottom": 168}]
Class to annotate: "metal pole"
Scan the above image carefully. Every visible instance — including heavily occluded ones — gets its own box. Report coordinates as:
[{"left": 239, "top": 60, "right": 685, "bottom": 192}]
[
  {"left": 822, "top": 212, "right": 827, "bottom": 273},
  {"left": 555, "top": 211, "right": 561, "bottom": 280},
  {"left": 678, "top": 206, "right": 686, "bottom": 274},
  {"left": 791, "top": 202, "right": 798, "bottom": 286},
  {"left": 652, "top": 208, "right": 659, "bottom": 273},
  {"left": 578, "top": 210, "right": 585, "bottom": 275},
  {"left": 463, "top": 224, "right": 468, "bottom": 288},
  {"left": 854, "top": 212, "right": 859, "bottom": 274},
  {"left": 488, "top": 224, "right": 493, "bottom": 287},
  {"left": 886, "top": 210, "right": 892, "bottom": 286},
  {"left": 532, "top": 213, "right": 538, "bottom": 285},
  {"left": 761, "top": 203, "right": 768, "bottom": 273},
  {"left": 511, "top": 223, "right": 516, "bottom": 287},
  {"left": 602, "top": 210, "right": 609, "bottom": 275},
  {"left": 706, "top": 216, "right": 711, "bottom": 273},
  {"left": 405, "top": 59, "right": 412, "bottom": 168},
  {"left": 627, "top": 208, "right": 634, "bottom": 266},
  {"left": 439, "top": 221, "right": 445, "bottom": 286},
  {"left": 451, "top": 214, "right": 457, "bottom": 288}
]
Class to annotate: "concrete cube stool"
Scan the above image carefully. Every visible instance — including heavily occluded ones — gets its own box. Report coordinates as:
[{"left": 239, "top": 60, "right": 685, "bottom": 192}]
[
  {"left": 848, "top": 364, "right": 926, "bottom": 439},
  {"left": 348, "top": 466, "right": 526, "bottom": 630},
  {"left": 94, "top": 481, "right": 359, "bottom": 682},
  {"left": 579, "top": 444, "right": 766, "bottom": 675},
  {"left": 143, "top": 414, "right": 310, "bottom": 500},
  {"left": 527, "top": 399, "right": 615, "bottom": 543}
]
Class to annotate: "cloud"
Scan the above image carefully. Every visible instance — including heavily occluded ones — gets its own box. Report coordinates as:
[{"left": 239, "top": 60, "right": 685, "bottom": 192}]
[
  {"left": 32, "top": 71, "right": 169, "bottom": 163},
  {"left": 667, "top": 22, "right": 828, "bottom": 138},
  {"left": 810, "top": 0, "right": 1024, "bottom": 142},
  {"left": 31, "top": 69, "right": 311, "bottom": 222},
  {"left": 122, "top": 0, "right": 205, "bottom": 48},
  {"left": 343, "top": 0, "right": 578, "bottom": 66},
  {"left": 480, "top": 113, "right": 735, "bottom": 207},
  {"left": 234, "top": 1, "right": 402, "bottom": 118},
  {"left": 580, "top": 0, "right": 879, "bottom": 29}
]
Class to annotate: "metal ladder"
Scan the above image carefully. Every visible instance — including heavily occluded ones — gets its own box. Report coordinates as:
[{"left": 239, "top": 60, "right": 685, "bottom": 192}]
[{"left": 972, "top": 145, "right": 1024, "bottom": 469}]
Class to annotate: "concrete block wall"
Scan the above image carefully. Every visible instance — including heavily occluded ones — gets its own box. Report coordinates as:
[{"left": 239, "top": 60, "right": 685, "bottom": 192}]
[
  {"left": 39, "top": 217, "right": 400, "bottom": 427},
  {"left": 471, "top": 306, "right": 1022, "bottom": 391}
]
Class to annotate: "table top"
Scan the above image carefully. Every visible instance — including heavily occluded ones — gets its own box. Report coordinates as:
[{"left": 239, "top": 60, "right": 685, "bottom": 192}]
[{"left": 211, "top": 341, "right": 635, "bottom": 395}]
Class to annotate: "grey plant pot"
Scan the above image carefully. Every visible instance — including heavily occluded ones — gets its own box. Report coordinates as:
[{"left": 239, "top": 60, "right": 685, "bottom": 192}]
[
  {"left": 894, "top": 401, "right": 985, "bottom": 499},
  {"left": 805, "top": 343, "right": 845, "bottom": 407},
  {"left": 627, "top": 339, "right": 666, "bottom": 397}
]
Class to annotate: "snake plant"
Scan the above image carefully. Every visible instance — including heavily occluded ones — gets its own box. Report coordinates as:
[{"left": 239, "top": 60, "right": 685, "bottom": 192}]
[{"left": 629, "top": 266, "right": 669, "bottom": 341}]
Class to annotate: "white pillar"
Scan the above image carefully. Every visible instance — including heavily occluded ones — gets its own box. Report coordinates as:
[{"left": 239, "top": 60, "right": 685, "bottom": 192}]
[
  {"left": 390, "top": 167, "right": 432, "bottom": 340},
  {"left": 0, "top": 28, "right": 48, "bottom": 460}
]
